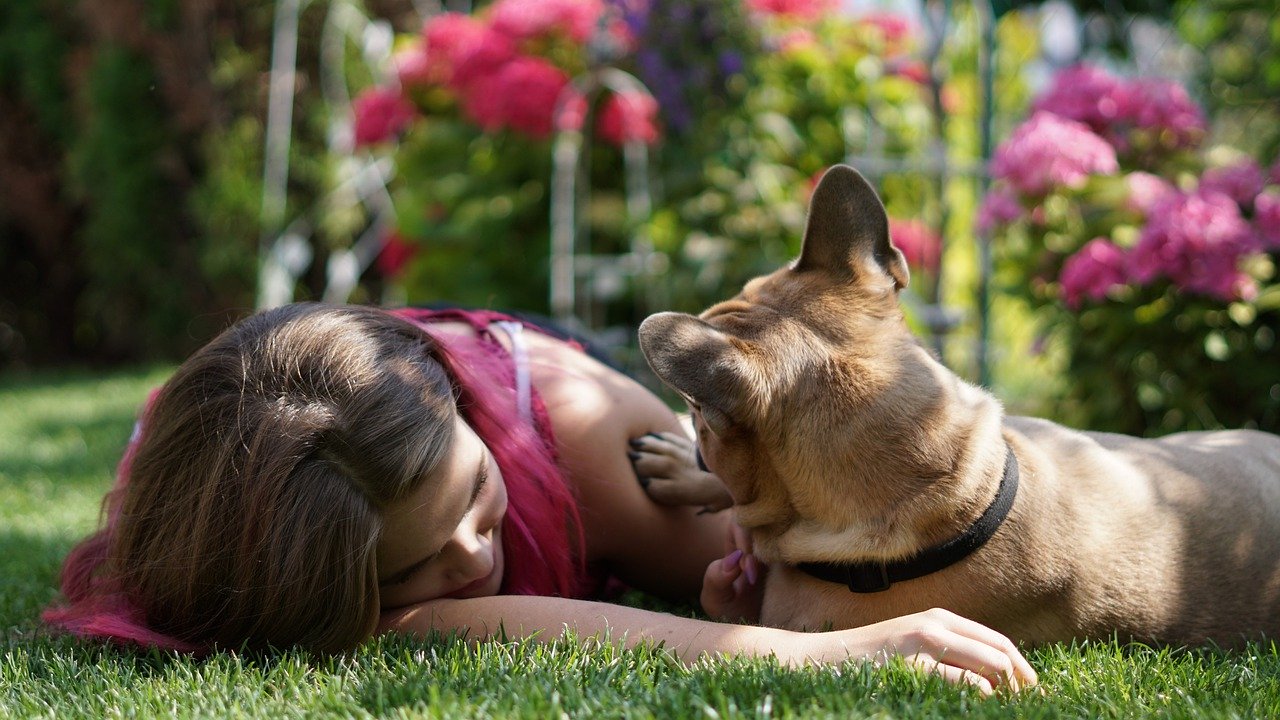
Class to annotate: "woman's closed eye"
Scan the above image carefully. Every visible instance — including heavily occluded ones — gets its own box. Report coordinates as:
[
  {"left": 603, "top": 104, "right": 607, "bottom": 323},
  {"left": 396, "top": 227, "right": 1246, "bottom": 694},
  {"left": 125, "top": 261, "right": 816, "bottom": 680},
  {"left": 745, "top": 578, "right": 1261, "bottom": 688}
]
[{"left": 379, "top": 453, "right": 491, "bottom": 589}]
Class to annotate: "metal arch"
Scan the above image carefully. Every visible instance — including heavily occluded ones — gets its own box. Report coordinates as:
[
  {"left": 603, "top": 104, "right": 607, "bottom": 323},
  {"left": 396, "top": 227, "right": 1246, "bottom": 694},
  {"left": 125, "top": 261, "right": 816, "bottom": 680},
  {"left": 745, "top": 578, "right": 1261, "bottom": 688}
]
[
  {"left": 257, "top": 0, "right": 408, "bottom": 309},
  {"left": 548, "top": 68, "right": 662, "bottom": 333}
]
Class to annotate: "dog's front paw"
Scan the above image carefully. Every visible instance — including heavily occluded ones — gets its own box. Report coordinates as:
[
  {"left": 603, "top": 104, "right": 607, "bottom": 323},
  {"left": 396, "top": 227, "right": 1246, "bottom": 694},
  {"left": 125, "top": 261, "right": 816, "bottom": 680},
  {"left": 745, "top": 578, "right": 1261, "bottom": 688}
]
[{"left": 628, "top": 431, "right": 734, "bottom": 511}]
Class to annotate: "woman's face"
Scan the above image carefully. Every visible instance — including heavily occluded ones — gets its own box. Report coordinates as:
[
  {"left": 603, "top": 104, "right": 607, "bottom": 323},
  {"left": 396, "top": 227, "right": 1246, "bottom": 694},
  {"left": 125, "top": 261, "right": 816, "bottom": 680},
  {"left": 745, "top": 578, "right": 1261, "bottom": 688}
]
[{"left": 376, "top": 415, "right": 508, "bottom": 610}]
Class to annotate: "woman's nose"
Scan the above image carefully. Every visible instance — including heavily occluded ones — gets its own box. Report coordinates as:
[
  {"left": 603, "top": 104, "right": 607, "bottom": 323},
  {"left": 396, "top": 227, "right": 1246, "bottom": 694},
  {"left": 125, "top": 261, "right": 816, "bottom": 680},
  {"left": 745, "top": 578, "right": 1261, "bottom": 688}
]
[{"left": 445, "top": 523, "right": 491, "bottom": 580}]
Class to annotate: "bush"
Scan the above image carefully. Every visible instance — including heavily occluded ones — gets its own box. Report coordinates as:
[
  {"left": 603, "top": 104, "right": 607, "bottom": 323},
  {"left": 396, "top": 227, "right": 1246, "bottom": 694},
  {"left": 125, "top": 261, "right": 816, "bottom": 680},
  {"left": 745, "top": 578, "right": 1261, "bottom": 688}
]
[{"left": 981, "top": 64, "right": 1280, "bottom": 435}]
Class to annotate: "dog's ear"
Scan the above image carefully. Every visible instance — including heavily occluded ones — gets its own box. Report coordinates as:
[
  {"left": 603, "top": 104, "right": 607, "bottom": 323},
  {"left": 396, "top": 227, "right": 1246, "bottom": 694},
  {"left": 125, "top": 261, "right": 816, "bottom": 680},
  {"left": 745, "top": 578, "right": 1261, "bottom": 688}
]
[
  {"left": 795, "top": 164, "right": 909, "bottom": 291},
  {"left": 638, "top": 311, "right": 754, "bottom": 436}
]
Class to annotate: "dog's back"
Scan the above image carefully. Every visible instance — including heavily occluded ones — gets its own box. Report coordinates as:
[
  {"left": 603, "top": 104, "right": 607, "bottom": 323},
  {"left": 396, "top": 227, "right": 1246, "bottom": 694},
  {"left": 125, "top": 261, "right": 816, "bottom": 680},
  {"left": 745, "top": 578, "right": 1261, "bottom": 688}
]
[{"left": 1009, "top": 419, "right": 1280, "bottom": 644}]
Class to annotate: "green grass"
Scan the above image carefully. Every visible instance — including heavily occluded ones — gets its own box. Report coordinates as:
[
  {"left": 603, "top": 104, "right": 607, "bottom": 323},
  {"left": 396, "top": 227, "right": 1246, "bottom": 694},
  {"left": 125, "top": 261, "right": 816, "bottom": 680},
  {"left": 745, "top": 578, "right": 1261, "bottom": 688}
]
[{"left": 2, "top": 368, "right": 1278, "bottom": 718}]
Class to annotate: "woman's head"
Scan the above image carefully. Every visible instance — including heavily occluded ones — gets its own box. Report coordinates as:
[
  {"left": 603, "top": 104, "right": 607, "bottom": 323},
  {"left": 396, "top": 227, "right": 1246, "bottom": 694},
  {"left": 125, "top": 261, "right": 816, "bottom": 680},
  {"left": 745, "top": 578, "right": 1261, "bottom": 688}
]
[{"left": 56, "top": 304, "right": 459, "bottom": 652}]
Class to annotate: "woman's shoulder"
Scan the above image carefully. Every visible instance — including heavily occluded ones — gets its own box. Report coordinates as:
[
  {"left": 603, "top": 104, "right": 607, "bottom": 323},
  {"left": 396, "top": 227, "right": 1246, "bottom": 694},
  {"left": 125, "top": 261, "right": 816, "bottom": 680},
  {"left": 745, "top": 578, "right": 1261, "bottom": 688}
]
[{"left": 522, "top": 331, "right": 674, "bottom": 440}]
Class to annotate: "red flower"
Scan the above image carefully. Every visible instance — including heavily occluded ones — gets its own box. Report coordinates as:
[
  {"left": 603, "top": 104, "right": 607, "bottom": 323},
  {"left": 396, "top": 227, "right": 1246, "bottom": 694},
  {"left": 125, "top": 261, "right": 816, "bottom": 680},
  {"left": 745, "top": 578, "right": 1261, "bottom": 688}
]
[
  {"left": 489, "top": 0, "right": 605, "bottom": 43},
  {"left": 888, "top": 59, "right": 930, "bottom": 85},
  {"left": 747, "top": 0, "right": 836, "bottom": 20},
  {"left": 596, "top": 91, "right": 661, "bottom": 146},
  {"left": 352, "top": 88, "right": 416, "bottom": 147},
  {"left": 450, "top": 24, "right": 518, "bottom": 92},
  {"left": 861, "top": 12, "right": 914, "bottom": 53},
  {"left": 376, "top": 231, "right": 418, "bottom": 278},
  {"left": 463, "top": 56, "right": 571, "bottom": 138}
]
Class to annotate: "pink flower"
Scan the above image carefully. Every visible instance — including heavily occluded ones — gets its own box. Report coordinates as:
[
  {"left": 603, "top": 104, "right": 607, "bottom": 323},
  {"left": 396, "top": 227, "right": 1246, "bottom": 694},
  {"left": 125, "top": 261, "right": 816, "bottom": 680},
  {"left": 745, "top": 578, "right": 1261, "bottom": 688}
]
[
  {"left": 1032, "top": 64, "right": 1126, "bottom": 134},
  {"left": 1116, "top": 78, "right": 1206, "bottom": 151},
  {"left": 976, "top": 185, "right": 1024, "bottom": 234},
  {"left": 352, "top": 88, "right": 416, "bottom": 147},
  {"left": 1254, "top": 189, "right": 1280, "bottom": 250},
  {"left": 489, "top": 0, "right": 604, "bottom": 43},
  {"left": 1129, "top": 189, "right": 1259, "bottom": 301},
  {"left": 1060, "top": 238, "right": 1127, "bottom": 308},
  {"left": 376, "top": 231, "right": 418, "bottom": 278},
  {"left": 1200, "top": 159, "right": 1265, "bottom": 209},
  {"left": 747, "top": 0, "right": 836, "bottom": 20},
  {"left": 1269, "top": 158, "right": 1280, "bottom": 186},
  {"left": 597, "top": 91, "right": 661, "bottom": 146},
  {"left": 888, "top": 217, "right": 941, "bottom": 272},
  {"left": 860, "top": 12, "right": 914, "bottom": 52},
  {"left": 463, "top": 56, "right": 570, "bottom": 138},
  {"left": 1124, "top": 172, "right": 1175, "bottom": 215},
  {"left": 991, "top": 112, "right": 1119, "bottom": 196}
]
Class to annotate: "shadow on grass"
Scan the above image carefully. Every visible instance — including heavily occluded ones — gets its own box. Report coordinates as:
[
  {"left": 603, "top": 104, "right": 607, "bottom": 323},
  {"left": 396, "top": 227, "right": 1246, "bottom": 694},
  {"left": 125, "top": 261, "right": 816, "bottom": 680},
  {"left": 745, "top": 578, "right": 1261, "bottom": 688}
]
[
  {"left": 0, "top": 525, "right": 84, "bottom": 630},
  {"left": 0, "top": 410, "right": 137, "bottom": 493}
]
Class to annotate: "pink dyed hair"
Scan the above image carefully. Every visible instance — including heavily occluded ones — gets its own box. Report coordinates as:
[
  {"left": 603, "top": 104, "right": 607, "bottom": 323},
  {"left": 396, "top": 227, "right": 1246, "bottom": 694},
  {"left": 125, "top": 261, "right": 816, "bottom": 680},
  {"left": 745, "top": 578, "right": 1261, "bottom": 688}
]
[
  {"left": 44, "top": 306, "right": 587, "bottom": 652},
  {"left": 401, "top": 309, "right": 588, "bottom": 598}
]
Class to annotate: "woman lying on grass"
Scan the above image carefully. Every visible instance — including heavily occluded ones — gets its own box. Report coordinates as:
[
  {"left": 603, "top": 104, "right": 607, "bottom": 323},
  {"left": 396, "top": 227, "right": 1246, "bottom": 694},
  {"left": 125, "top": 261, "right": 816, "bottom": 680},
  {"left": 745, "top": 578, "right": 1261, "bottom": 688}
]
[{"left": 46, "top": 303, "right": 1035, "bottom": 693}]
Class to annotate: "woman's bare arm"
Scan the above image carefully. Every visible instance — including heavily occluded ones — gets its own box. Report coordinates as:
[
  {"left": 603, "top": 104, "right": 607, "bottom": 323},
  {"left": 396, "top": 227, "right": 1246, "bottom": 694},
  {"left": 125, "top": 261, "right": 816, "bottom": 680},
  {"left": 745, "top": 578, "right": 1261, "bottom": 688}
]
[{"left": 379, "top": 597, "right": 1036, "bottom": 693}]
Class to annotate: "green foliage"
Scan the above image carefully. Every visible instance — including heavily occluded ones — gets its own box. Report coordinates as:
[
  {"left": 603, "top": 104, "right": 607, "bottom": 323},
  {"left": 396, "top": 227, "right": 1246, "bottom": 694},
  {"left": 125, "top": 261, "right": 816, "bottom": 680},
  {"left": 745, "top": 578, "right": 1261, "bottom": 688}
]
[
  {"left": 393, "top": 118, "right": 560, "bottom": 311},
  {"left": 1177, "top": 0, "right": 1280, "bottom": 161},
  {"left": 0, "top": 0, "right": 72, "bottom": 144},
  {"left": 70, "top": 44, "right": 194, "bottom": 361}
]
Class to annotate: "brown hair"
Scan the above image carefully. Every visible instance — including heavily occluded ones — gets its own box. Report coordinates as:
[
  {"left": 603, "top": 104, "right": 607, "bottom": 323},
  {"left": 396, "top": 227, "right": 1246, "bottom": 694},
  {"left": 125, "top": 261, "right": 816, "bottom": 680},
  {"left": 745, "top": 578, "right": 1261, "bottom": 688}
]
[{"left": 107, "top": 303, "right": 455, "bottom": 652}]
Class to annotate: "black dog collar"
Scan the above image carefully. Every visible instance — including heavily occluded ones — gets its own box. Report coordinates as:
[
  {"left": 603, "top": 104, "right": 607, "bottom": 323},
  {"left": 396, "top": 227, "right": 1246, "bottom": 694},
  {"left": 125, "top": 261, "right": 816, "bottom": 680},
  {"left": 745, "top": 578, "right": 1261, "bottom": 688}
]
[{"left": 796, "top": 443, "right": 1019, "bottom": 593}]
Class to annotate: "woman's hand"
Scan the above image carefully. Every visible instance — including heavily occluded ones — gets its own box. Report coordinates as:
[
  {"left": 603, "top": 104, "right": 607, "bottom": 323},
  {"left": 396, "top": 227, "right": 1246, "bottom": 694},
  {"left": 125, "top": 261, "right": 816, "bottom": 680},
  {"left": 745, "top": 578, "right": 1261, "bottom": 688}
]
[
  {"left": 701, "top": 519, "right": 765, "bottom": 623},
  {"left": 783, "top": 608, "right": 1038, "bottom": 695},
  {"left": 628, "top": 431, "right": 733, "bottom": 511}
]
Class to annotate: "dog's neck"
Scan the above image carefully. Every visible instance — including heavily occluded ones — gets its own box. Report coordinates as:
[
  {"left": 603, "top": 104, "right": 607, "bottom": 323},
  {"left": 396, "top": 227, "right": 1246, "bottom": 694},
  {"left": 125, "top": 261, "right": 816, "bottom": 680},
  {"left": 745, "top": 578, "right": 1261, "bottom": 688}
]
[{"left": 750, "top": 342, "right": 1010, "bottom": 565}]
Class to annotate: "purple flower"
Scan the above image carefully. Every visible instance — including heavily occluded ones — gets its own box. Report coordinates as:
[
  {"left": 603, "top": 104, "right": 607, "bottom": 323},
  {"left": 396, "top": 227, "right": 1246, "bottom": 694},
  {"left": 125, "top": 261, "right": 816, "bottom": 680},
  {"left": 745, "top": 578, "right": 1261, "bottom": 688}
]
[
  {"left": 1200, "top": 158, "right": 1265, "bottom": 210},
  {"left": 976, "top": 185, "right": 1024, "bottom": 234},
  {"left": 991, "top": 112, "right": 1119, "bottom": 196},
  {"left": 718, "top": 50, "right": 744, "bottom": 76},
  {"left": 1124, "top": 172, "right": 1176, "bottom": 215},
  {"left": 1116, "top": 78, "right": 1206, "bottom": 152},
  {"left": 1032, "top": 64, "right": 1126, "bottom": 134},
  {"left": 1060, "top": 238, "right": 1127, "bottom": 309},
  {"left": 1129, "top": 189, "right": 1259, "bottom": 301},
  {"left": 1254, "top": 189, "right": 1280, "bottom": 250}
]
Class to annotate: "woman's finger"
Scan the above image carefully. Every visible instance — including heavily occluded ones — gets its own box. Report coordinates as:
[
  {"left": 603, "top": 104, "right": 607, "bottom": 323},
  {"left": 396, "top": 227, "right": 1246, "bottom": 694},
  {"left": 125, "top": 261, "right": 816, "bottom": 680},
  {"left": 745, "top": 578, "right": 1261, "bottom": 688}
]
[
  {"left": 919, "top": 609, "right": 1036, "bottom": 689},
  {"left": 909, "top": 654, "right": 996, "bottom": 696}
]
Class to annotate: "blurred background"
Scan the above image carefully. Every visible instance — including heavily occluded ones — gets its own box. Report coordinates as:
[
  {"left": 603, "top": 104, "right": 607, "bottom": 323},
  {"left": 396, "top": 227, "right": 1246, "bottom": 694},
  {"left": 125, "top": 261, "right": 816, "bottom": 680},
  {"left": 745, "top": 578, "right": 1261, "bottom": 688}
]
[{"left": 1, "top": 0, "right": 1277, "bottom": 436}]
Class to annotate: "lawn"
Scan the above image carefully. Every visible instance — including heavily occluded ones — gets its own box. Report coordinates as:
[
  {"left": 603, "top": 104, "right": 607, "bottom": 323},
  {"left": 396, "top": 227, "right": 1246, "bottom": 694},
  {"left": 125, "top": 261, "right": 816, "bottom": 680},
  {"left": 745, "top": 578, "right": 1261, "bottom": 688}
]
[{"left": 2, "top": 367, "right": 1277, "bottom": 718}]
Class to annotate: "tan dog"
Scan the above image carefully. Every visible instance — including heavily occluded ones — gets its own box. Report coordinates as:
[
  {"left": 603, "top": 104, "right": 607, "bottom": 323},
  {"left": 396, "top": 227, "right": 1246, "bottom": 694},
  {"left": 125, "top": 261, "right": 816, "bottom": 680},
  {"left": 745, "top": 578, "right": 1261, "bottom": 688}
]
[{"left": 638, "top": 165, "right": 1280, "bottom": 647}]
